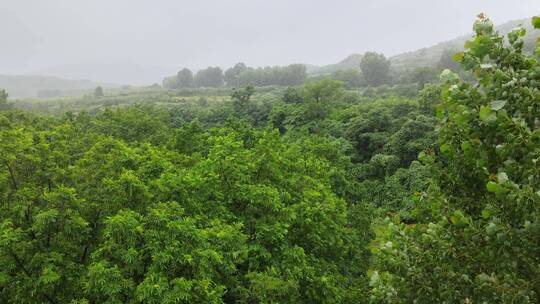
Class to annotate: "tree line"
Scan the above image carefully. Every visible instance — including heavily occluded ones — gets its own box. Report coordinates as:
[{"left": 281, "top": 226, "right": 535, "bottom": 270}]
[
  {"left": 163, "top": 63, "right": 307, "bottom": 89},
  {"left": 163, "top": 48, "right": 466, "bottom": 91}
]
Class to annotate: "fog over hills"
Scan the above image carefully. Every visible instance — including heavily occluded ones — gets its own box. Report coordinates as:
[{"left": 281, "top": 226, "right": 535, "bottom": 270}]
[
  {"left": 1, "top": 1, "right": 538, "bottom": 98},
  {"left": 0, "top": 74, "right": 119, "bottom": 99},
  {"left": 3, "top": 15, "right": 538, "bottom": 99},
  {"left": 309, "top": 17, "right": 539, "bottom": 75},
  {"left": 34, "top": 63, "right": 174, "bottom": 86},
  {"left": 2, "top": 0, "right": 539, "bottom": 85}
]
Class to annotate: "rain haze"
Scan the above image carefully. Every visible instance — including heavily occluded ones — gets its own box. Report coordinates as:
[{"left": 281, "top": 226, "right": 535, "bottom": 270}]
[
  {"left": 1, "top": 2, "right": 540, "bottom": 302},
  {"left": 2, "top": 0, "right": 539, "bottom": 84}
]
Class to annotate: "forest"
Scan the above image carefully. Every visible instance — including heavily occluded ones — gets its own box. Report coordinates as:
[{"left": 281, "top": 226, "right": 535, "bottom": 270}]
[{"left": 0, "top": 16, "right": 539, "bottom": 303}]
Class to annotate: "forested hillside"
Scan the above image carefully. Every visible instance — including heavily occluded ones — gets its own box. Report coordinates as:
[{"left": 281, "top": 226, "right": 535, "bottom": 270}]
[
  {"left": 310, "top": 17, "right": 538, "bottom": 75},
  {"left": 389, "top": 16, "right": 538, "bottom": 72},
  {"left": 157, "top": 17, "right": 538, "bottom": 94},
  {"left": 0, "top": 16, "right": 539, "bottom": 303}
]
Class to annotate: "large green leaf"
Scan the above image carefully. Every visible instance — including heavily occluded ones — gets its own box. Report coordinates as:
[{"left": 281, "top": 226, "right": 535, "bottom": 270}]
[
  {"left": 486, "top": 181, "right": 503, "bottom": 194},
  {"left": 533, "top": 16, "right": 540, "bottom": 29},
  {"left": 479, "top": 105, "right": 496, "bottom": 122},
  {"left": 452, "top": 52, "right": 464, "bottom": 62},
  {"left": 449, "top": 210, "right": 468, "bottom": 227},
  {"left": 490, "top": 100, "right": 506, "bottom": 111}
]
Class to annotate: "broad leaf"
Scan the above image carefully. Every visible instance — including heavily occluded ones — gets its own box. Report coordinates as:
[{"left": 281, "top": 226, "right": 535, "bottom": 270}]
[
  {"left": 486, "top": 181, "right": 503, "bottom": 194},
  {"left": 452, "top": 52, "right": 464, "bottom": 62},
  {"left": 479, "top": 106, "right": 496, "bottom": 122},
  {"left": 490, "top": 100, "right": 506, "bottom": 111}
]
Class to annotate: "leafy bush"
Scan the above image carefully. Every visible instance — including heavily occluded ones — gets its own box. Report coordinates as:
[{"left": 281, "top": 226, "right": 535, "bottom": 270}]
[{"left": 372, "top": 16, "right": 540, "bottom": 303}]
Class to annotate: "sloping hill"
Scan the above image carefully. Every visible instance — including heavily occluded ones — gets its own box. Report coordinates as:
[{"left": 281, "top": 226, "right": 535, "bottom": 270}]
[
  {"left": 0, "top": 74, "right": 119, "bottom": 98},
  {"left": 307, "top": 54, "right": 364, "bottom": 75},
  {"left": 309, "top": 17, "right": 539, "bottom": 75},
  {"left": 390, "top": 17, "right": 537, "bottom": 71}
]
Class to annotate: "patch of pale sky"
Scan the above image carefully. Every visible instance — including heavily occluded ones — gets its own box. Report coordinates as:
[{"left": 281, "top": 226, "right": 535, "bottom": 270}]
[{"left": 1, "top": 0, "right": 539, "bottom": 84}]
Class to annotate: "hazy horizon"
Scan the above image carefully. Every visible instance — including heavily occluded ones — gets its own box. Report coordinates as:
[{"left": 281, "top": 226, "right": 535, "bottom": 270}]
[{"left": 2, "top": 0, "right": 539, "bottom": 84}]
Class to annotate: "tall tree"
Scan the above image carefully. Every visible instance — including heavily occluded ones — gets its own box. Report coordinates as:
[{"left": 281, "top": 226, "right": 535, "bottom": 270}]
[
  {"left": 231, "top": 85, "right": 255, "bottom": 116},
  {"left": 224, "top": 63, "right": 247, "bottom": 87},
  {"left": 194, "top": 67, "right": 224, "bottom": 87},
  {"left": 93, "top": 86, "right": 104, "bottom": 98},
  {"left": 283, "top": 64, "right": 307, "bottom": 86},
  {"left": 0, "top": 89, "right": 10, "bottom": 110},
  {"left": 176, "top": 68, "right": 194, "bottom": 88},
  {"left": 302, "top": 78, "right": 344, "bottom": 122},
  {"left": 372, "top": 16, "right": 540, "bottom": 303},
  {"left": 360, "top": 52, "right": 390, "bottom": 86}
]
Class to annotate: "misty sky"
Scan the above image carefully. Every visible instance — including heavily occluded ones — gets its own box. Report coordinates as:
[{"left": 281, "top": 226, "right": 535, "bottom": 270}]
[{"left": 2, "top": 0, "right": 539, "bottom": 84}]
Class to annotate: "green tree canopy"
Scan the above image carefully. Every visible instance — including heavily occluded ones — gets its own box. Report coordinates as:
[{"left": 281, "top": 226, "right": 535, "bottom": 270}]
[
  {"left": 194, "top": 67, "right": 224, "bottom": 87},
  {"left": 0, "top": 109, "right": 372, "bottom": 303},
  {"left": 177, "top": 68, "right": 194, "bottom": 88},
  {"left": 372, "top": 16, "right": 540, "bottom": 303},
  {"left": 359, "top": 52, "right": 391, "bottom": 86}
]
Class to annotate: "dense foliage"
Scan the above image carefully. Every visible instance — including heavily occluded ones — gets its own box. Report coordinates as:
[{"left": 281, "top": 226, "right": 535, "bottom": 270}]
[
  {"left": 0, "top": 16, "right": 538, "bottom": 303},
  {"left": 371, "top": 16, "right": 540, "bottom": 303},
  {"left": 0, "top": 105, "right": 376, "bottom": 303},
  {"left": 0, "top": 73, "right": 434, "bottom": 303}
]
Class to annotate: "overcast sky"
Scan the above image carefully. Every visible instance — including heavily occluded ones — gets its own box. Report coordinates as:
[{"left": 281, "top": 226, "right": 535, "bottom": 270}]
[{"left": 1, "top": 0, "right": 539, "bottom": 84}]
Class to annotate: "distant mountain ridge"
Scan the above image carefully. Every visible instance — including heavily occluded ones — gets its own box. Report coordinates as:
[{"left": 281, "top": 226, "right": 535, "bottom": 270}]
[
  {"left": 2, "top": 17, "right": 538, "bottom": 98},
  {"left": 306, "top": 54, "right": 364, "bottom": 75},
  {"left": 308, "top": 17, "right": 539, "bottom": 75},
  {"left": 0, "top": 74, "right": 119, "bottom": 98}
]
